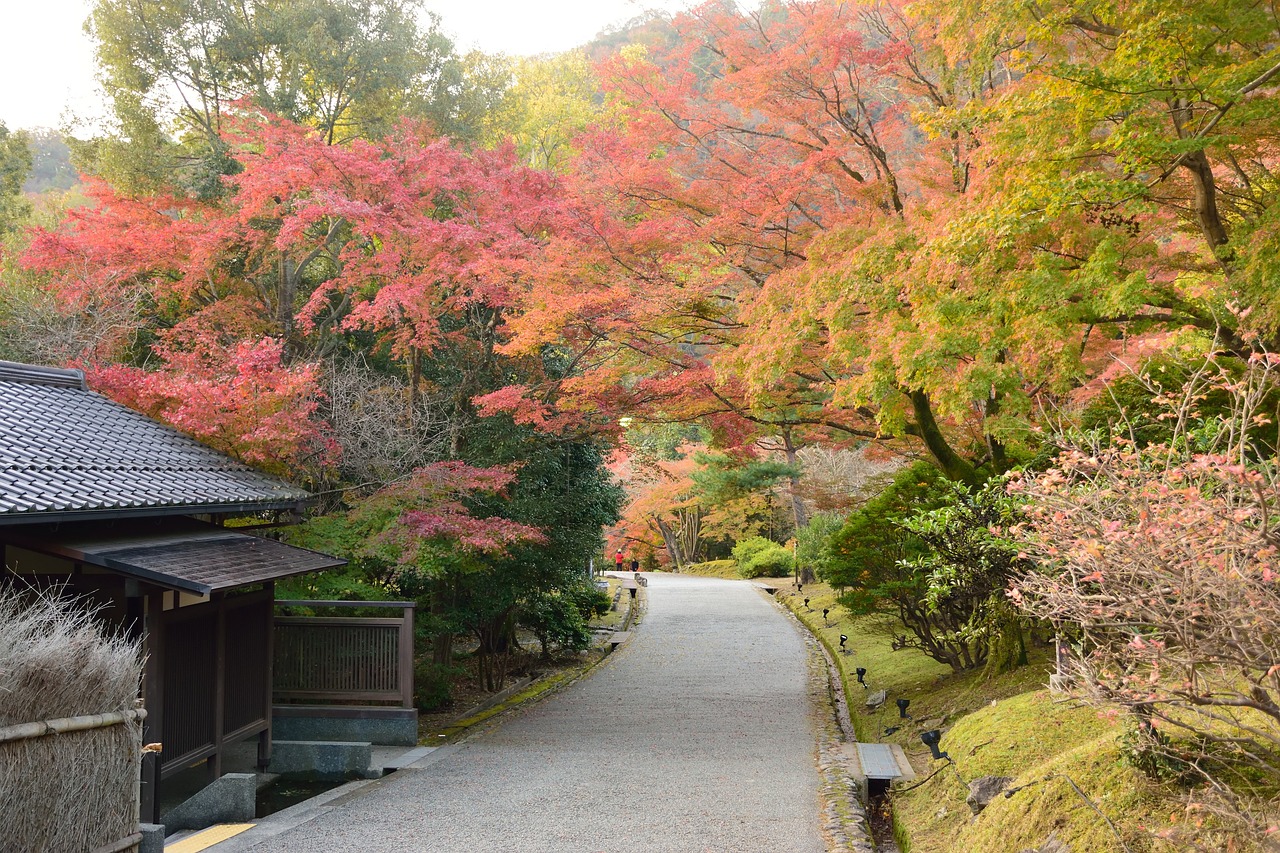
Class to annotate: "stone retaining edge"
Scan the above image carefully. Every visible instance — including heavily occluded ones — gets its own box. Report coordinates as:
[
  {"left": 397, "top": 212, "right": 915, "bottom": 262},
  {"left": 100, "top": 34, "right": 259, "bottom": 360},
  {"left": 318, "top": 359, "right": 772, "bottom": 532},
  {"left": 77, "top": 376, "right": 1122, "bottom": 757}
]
[{"left": 759, "top": 586, "right": 876, "bottom": 852}]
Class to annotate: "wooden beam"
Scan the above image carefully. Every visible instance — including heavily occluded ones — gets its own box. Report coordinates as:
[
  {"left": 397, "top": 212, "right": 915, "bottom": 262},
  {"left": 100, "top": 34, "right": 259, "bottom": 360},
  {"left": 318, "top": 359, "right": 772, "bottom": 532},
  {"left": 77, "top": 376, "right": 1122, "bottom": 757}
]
[
  {"left": 260, "top": 582, "right": 274, "bottom": 771},
  {"left": 399, "top": 605, "right": 414, "bottom": 710},
  {"left": 212, "top": 592, "right": 227, "bottom": 782},
  {"left": 141, "top": 588, "right": 164, "bottom": 824}
]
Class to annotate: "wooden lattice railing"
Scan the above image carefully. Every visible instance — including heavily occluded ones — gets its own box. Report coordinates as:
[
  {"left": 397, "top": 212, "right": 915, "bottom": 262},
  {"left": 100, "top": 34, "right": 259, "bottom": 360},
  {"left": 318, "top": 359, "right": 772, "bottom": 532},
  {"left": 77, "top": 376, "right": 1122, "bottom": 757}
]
[{"left": 273, "top": 601, "right": 415, "bottom": 708}]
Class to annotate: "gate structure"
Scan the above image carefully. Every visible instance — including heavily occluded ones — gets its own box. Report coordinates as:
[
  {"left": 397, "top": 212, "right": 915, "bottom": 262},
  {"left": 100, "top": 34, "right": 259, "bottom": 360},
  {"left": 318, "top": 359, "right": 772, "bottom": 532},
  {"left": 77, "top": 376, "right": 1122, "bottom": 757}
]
[{"left": 154, "top": 589, "right": 274, "bottom": 786}]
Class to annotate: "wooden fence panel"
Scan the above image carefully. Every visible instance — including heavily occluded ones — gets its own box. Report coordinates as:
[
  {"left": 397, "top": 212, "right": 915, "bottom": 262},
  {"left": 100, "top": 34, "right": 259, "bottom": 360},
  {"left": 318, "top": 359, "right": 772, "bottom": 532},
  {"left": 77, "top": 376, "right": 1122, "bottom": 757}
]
[
  {"left": 223, "top": 594, "right": 272, "bottom": 735},
  {"left": 273, "top": 605, "right": 414, "bottom": 707},
  {"left": 160, "top": 608, "right": 217, "bottom": 770}
]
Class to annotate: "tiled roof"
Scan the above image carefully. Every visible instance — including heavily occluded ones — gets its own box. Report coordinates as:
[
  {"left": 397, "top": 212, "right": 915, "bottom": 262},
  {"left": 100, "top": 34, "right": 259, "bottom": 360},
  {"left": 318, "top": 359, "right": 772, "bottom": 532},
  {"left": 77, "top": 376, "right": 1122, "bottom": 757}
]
[
  {"left": 0, "top": 360, "right": 311, "bottom": 524},
  {"left": 6, "top": 519, "right": 346, "bottom": 593}
]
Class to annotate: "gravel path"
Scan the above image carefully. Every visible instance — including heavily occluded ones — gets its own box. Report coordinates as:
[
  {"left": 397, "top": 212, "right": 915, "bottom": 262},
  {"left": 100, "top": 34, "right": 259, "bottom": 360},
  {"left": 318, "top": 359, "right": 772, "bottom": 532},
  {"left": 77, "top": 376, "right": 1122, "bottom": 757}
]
[{"left": 241, "top": 574, "right": 824, "bottom": 852}]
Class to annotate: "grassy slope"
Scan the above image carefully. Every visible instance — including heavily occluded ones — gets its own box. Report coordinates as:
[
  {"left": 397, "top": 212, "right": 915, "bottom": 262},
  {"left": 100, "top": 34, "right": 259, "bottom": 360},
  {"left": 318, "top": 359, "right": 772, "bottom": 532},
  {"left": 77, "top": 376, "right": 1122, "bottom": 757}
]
[
  {"left": 776, "top": 581, "right": 1186, "bottom": 853},
  {"left": 682, "top": 559, "right": 740, "bottom": 579},
  {"left": 893, "top": 692, "right": 1168, "bottom": 852}
]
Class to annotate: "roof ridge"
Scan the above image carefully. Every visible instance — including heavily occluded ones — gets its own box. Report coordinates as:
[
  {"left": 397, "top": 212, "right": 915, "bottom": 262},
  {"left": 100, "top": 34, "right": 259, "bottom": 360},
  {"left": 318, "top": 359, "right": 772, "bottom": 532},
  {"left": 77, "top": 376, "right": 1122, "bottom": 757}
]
[{"left": 0, "top": 361, "right": 87, "bottom": 389}]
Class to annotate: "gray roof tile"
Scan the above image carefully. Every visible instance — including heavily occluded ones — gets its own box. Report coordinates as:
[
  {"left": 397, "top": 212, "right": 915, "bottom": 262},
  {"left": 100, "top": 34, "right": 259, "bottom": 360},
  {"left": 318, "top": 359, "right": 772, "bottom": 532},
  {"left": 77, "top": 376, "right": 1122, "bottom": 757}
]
[
  {"left": 0, "top": 360, "right": 311, "bottom": 523},
  {"left": 5, "top": 518, "right": 346, "bottom": 593}
]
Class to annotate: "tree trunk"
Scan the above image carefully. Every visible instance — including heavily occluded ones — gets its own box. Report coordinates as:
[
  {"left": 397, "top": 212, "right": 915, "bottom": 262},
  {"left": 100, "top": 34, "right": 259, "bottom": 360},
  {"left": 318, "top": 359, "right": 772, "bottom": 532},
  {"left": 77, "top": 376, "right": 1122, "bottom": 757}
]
[
  {"left": 1169, "top": 94, "right": 1231, "bottom": 261},
  {"left": 408, "top": 346, "right": 421, "bottom": 418},
  {"left": 430, "top": 577, "right": 454, "bottom": 668},
  {"left": 651, "top": 516, "right": 683, "bottom": 569},
  {"left": 677, "top": 506, "right": 702, "bottom": 566},
  {"left": 278, "top": 254, "right": 297, "bottom": 357},
  {"left": 982, "top": 383, "right": 1009, "bottom": 471},
  {"left": 476, "top": 608, "right": 515, "bottom": 692},
  {"left": 908, "top": 390, "right": 981, "bottom": 485},
  {"left": 1180, "top": 149, "right": 1231, "bottom": 257},
  {"left": 781, "top": 427, "right": 808, "bottom": 532}
]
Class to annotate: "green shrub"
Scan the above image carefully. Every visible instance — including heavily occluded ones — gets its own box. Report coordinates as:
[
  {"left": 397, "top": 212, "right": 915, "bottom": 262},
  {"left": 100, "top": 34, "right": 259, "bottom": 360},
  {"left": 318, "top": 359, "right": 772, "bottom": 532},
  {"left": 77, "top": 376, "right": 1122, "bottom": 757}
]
[
  {"left": 824, "top": 462, "right": 1034, "bottom": 674},
  {"left": 731, "top": 536, "right": 793, "bottom": 578},
  {"left": 415, "top": 660, "right": 465, "bottom": 712},
  {"left": 519, "top": 581, "right": 609, "bottom": 659},
  {"left": 824, "top": 462, "right": 971, "bottom": 670},
  {"left": 731, "top": 536, "right": 772, "bottom": 564},
  {"left": 822, "top": 461, "right": 949, "bottom": 603},
  {"left": 795, "top": 512, "right": 843, "bottom": 582},
  {"left": 901, "top": 477, "right": 1033, "bottom": 674}
]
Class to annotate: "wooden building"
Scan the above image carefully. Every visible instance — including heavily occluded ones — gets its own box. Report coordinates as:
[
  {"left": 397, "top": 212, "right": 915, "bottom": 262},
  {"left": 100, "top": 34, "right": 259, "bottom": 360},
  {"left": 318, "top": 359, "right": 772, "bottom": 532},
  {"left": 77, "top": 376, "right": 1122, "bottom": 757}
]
[{"left": 0, "top": 361, "right": 345, "bottom": 821}]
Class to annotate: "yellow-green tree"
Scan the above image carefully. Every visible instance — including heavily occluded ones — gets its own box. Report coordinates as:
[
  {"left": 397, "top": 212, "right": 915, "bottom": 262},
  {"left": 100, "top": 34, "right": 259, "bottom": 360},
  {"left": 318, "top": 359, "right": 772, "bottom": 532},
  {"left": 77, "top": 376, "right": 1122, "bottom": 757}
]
[
  {"left": 485, "top": 51, "right": 601, "bottom": 171},
  {"left": 0, "top": 123, "right": 31, "bottom": 235}
]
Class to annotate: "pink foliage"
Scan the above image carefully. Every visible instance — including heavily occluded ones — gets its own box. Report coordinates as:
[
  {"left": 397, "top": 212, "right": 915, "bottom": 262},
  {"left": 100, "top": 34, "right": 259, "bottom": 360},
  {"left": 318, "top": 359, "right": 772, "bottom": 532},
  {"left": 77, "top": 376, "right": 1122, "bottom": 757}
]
[
  {"left": 24, "top": 110, "right": 569, "bottom": 362},
  {"left": 88, "top": 334, "right": 336, "bottom": 477},
  {"left": 360, "top": 461, "right": 544, "bottom": 562},
  {"left": 21, "top": 107, "right": 602, "bottom": 456},
  {"left": 471, "top": 385, "right": 585, "bottom": 434},
  {"left": 1010, "top": 353, "right": 1280, "bottom": 773}
]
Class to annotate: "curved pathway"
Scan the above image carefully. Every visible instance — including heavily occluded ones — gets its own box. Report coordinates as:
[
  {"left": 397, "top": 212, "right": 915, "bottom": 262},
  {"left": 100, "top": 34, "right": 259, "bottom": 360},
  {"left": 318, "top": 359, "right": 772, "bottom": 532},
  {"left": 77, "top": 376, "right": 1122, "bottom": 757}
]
[{"left": 235, "top": 574, "right": 824, "bottom": 852}]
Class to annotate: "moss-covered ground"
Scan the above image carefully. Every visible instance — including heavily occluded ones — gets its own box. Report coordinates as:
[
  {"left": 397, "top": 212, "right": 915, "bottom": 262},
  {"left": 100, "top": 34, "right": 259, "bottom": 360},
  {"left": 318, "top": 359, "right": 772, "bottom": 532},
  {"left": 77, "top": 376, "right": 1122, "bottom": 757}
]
[
  {"left": 773, "top": 581, "right": 1206, "bottom": 852},
  {"left": 682, "top": 559, "right": 740, "bottom": 579},
  {"left": 420, "top": 650, "right": 610, "bottom": 742}
]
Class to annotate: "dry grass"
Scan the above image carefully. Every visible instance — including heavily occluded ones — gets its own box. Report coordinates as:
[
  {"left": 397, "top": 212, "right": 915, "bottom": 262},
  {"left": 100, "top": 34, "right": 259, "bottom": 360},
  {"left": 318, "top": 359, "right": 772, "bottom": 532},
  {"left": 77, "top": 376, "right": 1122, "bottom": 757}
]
[{"left": 0, "top": 587, "right": 144, "bottom": 853}]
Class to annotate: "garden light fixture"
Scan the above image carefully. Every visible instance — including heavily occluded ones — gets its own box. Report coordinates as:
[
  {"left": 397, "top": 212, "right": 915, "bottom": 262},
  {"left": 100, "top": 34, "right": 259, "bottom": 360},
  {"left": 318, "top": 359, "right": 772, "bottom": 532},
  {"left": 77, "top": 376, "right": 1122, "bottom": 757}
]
[
  {"left": 855, "top": 666, "right": 866, "bottom": 686},
  {"left": 896, "top": 698, "right": 911, "bottom": 719},
  {"left": 921, "top": 729, "right": 948, "bottom": 762}
]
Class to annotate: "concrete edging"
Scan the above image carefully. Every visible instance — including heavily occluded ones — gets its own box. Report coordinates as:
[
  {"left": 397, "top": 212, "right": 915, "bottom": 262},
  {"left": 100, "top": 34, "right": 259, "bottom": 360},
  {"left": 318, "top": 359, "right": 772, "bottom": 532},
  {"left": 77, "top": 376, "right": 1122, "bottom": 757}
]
[{"left": 757, "top": 584, "right": 877, "bottom": 852}]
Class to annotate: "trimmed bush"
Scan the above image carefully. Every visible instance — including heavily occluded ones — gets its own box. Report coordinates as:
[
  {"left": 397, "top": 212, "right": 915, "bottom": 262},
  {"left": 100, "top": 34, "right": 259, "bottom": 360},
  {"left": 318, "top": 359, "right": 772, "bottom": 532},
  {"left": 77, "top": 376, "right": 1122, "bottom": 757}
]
[
  {"left": 684, "top": 559, "right": 738, "bottom": 579},
  {"left": 732, "top": 536, "right": 793, "bottom": 578},
  {"left": 519, "top": 581, "right": 609, "bottom": 659}
]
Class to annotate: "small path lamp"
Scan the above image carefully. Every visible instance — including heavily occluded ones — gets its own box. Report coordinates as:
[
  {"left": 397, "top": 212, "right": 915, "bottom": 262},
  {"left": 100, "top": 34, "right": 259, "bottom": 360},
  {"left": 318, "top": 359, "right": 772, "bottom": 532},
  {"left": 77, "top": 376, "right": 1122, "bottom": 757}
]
[{"left": 920, "top": 729, "right": 948, "bottom": 762}]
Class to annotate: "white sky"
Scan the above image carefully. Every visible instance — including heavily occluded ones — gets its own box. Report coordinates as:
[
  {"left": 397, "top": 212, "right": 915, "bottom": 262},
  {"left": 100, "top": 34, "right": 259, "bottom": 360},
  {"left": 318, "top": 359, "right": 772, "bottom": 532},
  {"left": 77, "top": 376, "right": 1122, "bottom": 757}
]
[{"left": 0, "top": 0, "right": 696, "bottom": 131}]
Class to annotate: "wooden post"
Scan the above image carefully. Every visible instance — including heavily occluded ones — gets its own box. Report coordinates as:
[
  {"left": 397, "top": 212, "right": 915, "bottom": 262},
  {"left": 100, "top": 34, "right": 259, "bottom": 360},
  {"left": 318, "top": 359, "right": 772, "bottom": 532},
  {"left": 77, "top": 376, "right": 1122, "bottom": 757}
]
[
  {"left": 210, "top": 592, "right": 226, "bottom": 782},
  {"left": 123, "top": 580, "right": 144, "bottom": 640},
  {"left": 399, "top": 605, "right": 415, "bottom": 709},
  {"left": 141, "top": 589, "right": 164, "bottom": 824},
  {"left": 259, "top": 582, "right": 274, "bottom": 771}
]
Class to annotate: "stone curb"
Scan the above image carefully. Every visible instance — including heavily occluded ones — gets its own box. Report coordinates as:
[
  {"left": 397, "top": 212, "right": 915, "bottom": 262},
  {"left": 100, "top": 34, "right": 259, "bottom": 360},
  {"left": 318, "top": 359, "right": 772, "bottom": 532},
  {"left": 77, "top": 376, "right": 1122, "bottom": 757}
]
[{"left": 760, "top": 587, "right": 877, "bottom": 852}]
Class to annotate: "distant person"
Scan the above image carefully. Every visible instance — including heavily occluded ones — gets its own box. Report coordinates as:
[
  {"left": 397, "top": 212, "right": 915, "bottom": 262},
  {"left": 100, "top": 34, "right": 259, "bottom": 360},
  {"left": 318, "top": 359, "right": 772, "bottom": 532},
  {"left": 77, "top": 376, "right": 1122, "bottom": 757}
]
[
  {"left": 630, "top": 557, "right": 640, "bottom": 573},
  {"left": 614, "top": 548, "right": 625, "bottom": 570}
]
